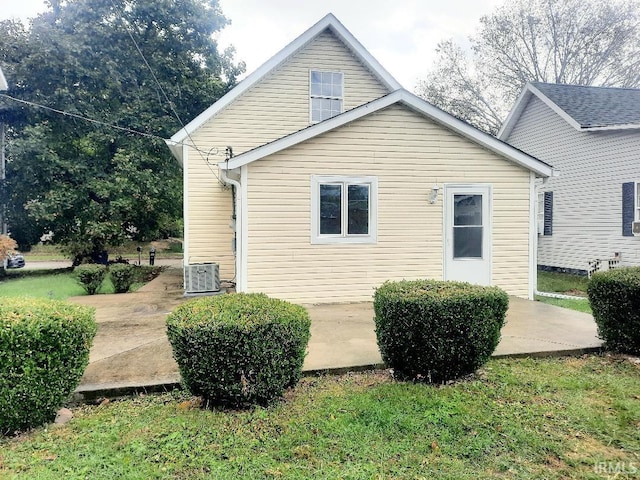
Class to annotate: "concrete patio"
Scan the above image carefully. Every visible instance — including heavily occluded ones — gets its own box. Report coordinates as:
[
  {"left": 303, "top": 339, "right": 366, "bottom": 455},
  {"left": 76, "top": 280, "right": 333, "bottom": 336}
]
[{"left": 70, "top": 267, "right": 602, "bottom": 399}]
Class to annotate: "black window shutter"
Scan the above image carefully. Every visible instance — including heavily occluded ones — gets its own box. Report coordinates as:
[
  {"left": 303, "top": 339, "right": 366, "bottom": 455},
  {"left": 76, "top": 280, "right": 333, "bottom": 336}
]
[
  {"left": 622, "top": 182, "right": 635, "bottom": 237},
  {"left": 543, "top": 191, "right": 553, "bottom": 236}
]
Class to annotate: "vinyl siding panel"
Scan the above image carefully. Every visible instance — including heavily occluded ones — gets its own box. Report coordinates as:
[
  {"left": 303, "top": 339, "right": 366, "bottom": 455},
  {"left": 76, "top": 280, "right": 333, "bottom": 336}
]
[
  {"left": 506, "top": 96, "right": 640, "bottom": 272},
  {"left": 184, "top": 30, "right": 390, "bottom": 278},
  {"left": 246, "top": 105, "right": 532, "bottom": 303}
]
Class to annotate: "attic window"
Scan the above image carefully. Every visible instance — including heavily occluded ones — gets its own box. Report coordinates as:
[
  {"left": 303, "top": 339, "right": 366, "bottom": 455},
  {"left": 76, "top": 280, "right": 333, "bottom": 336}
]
[{"left": 310, "top": 70, "right": 343, "bottom": 123}]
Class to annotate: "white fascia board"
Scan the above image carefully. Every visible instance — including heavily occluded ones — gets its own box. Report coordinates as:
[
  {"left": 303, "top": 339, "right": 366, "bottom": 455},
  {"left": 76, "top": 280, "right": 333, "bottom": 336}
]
[
  {"left": 527, "top": 83, "right": 583, "bottom": 132},
  {"left": 221, "top": 89, "right": 554, "bottom": 178},
  {"left": 220, "top": 92, "right": 402, "bottom": 170},
  {"left": 499, "top": 82, "right": 640, "bottom": 136},
  {"left": 400, "top": 92, "right": 554, "bottom": 177},
  {"left": 165, "top": 140, "right": 184, "bottom": 166},
  {"left": 169, "top": 13, "right": 402, "bottom": 145},
  {"left": 0, "top": 66, "right": 8, "bottom": 91},
  {"left": 581, "top": 123, "right": 640, "bottom": 132},
  {"left": 497, "top": 84, "right": 532, "bottom": 140},
  {"left": 327, "top": 15, "right": 402, "bottom": 91}
]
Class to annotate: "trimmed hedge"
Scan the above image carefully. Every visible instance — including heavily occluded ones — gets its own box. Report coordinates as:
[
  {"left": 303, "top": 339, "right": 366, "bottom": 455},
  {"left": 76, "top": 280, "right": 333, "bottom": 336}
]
[
  {"left": 588, "top": 267, "right": 640, "bottom": 355},
  {"left": 74, "top": 264, "right": 107, "bottom": 295},
  {"left": 0, "top": 298, "right": 97, "bottom": 434},
  {"left": 374, "top": 280, "right": 509, "bottom": 383},
  {"left": 109, "top": 264, "right": 135, "bottom": 293},
  {"left": 166, "top": 293, "right": 311, "bottom": 407}
]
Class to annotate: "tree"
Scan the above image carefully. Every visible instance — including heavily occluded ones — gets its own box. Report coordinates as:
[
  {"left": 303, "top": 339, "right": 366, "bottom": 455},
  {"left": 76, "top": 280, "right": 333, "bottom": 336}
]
[
  {"left": 0, "top": 0, "right": 244, "bottom": 261},
  {"left": 0, "top": 235, "right": 17, "bottom": 261},
  {"left": 417, "top": 0, "right": 640, "bottom": 134}
]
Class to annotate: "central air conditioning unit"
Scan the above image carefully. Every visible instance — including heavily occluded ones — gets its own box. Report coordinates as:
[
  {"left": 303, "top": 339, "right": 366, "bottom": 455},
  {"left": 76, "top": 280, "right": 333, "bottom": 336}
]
[
  {"left": 184, "top": 263, "right": 220, "bottom": 294},
  {"left": 633, "top": 221, "right": 640, "bottom": 236}
]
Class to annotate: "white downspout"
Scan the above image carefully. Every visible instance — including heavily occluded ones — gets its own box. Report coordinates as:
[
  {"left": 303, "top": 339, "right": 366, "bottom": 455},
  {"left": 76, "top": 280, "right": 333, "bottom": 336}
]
[
  {"left": 220, "top": 166, "right": 242, "bottom": 291},
  {"left": 529, "top": 172, "right": 538, "bottom": 300}
]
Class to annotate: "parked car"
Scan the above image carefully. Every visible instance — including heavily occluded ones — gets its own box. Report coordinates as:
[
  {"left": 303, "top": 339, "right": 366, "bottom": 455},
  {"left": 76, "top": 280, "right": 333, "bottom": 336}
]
[{"left": 6, "top": 253, "right": 25, "bottom": 268}]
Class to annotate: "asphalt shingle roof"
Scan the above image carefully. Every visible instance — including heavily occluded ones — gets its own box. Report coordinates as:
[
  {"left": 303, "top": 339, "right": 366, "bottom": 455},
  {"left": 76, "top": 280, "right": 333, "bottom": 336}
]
[{"left": 531, "top": 82, "right": 640, "bottom": 128}]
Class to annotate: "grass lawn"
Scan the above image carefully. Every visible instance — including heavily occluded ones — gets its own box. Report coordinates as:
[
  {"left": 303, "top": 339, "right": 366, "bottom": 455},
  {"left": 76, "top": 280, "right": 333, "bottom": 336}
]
[
  {"left": 537, "top": 271, "right": 592, "bottom": 314},
  {"left": 535, "top": 295, "right": 592, "bottom": 314},
  {"left": 0, "top": 273, "right": 115, "bottom": 300},
  {"left": 537, "top": 271, "right": 589, "bottom": 296},
  {"left": 1, "top": 355, "right": 639, "bottom": 479},
  {"left": 0, "top": 267, "right": 162, "bottom": 300}
]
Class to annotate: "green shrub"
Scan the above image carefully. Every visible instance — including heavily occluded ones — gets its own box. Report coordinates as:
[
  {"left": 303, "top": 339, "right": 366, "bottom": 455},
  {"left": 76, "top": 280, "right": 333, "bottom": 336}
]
[
  {"left": 0, "top": 298, "right": 97, "bottom": 434},
  {"left": 132, "top": 265, "right": 163, "bottom": 284},
  {"left": 73, "top": 264, "right": 107, "bottom": 295},
  {"left": 374, "top": 280, "right": 509, "bottom": 383},
  {"left": 588, "top": 267, "right": 640, "bottom": 354},
  {"left": 109, "top": 264, "right": 135, "bottom": 293},
  {"left": 166, "top": 293, "right": 311, "bottom": 407}
]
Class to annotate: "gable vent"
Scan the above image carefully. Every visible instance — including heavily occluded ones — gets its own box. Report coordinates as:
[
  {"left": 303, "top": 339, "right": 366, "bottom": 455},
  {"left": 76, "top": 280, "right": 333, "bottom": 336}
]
[{"left": 184, "top": 263, "right": 220, "bottom": 294}]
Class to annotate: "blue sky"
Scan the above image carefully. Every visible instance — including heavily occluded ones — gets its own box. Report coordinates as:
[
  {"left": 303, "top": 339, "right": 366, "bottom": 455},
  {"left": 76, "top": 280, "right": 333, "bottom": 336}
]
[{"left": 3, "top": 0, "right": 501, "bottom": 89}]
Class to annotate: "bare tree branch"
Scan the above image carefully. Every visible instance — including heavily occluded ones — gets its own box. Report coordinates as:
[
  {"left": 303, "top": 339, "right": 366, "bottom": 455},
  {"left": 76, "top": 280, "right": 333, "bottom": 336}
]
[{"left": 416, "top": 0, "right": 640, "bottom": 134}]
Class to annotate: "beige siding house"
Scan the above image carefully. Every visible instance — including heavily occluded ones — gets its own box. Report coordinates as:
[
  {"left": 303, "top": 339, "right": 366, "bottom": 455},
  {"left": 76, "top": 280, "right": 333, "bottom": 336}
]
[{"left": 167, "top": 14, "right": 553, "bottom": 303}]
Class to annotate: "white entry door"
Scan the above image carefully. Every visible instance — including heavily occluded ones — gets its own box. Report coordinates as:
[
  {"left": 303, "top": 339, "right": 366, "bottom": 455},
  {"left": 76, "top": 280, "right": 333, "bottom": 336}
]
[{"left": 444, "top": 185, "right": 491, "bottom": 285}]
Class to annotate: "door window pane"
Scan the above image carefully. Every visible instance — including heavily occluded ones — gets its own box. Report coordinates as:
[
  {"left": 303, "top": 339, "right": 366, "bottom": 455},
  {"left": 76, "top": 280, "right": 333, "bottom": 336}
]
[
  {"left": 320, "top": 184, "right": 342, "bottom": 234},
  {"left": 454, "top": 226, "right": 483, "bottom": 258},
  {"left": 454, "top": 195, "right": 482, "bottom": 226},
  {"left": 347, "top": 184, "right": 369, "bottom": 234},
  {"left": 453, "top": 194, "right": 483, "bottom": 258}
]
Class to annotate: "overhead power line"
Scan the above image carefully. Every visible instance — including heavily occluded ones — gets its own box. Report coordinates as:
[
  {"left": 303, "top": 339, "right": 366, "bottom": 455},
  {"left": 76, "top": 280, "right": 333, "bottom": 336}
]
[
  {"left": 107, "top": 0, "right": 222, "bottom": 181},
  {"left": 0, "top": 93, "right": 163, "bottom": 141},
  {"left": 0, "top": 93, "right": 221, "bottom": 159}
]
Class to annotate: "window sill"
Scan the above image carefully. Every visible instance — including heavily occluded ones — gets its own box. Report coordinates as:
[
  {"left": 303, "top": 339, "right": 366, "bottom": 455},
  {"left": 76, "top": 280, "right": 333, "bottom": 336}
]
[{"left": 311, "top": 236, "right": 377, "bottom": 245}]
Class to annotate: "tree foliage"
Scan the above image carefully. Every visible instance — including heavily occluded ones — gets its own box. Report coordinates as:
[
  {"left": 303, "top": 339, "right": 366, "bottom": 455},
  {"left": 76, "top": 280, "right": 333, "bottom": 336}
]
[
  {"left": 417, "top": 0, "right": 640, "bottom": 134},
  {"left": 0, "top": 0, "right": 244, "bottom": 260},
  {"left": 0, "top": 235, "right": 17, "bottom": 261}
]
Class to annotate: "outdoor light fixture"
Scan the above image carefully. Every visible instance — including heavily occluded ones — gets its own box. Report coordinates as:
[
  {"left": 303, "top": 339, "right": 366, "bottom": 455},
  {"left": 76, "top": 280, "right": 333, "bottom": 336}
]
[{"left": 429, "top": 185, "right": 440, "bottom": 204}]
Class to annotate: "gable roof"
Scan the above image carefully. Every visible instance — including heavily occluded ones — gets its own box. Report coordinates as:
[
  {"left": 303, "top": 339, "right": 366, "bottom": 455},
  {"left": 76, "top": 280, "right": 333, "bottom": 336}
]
[
  {"left": 166, "top": 13, "right": 402, "bottom": 160},
  {"left": 220, "top": 89, "right": 554, "bottom": 178},
  {"left": 499, "top": 82, "right": 640, "bottom": 139}
]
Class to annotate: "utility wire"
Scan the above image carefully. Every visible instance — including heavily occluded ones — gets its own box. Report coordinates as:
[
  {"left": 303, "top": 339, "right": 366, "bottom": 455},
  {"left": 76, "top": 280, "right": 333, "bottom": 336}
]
[
  {"left": 0, "top": 93, "right": 163, "bottom": 141},
  {"left": 0, "top": 93, "right": 220, "bottom": 158},
  {"left": 107, "top": 0, "right": 222, "bottom": 181}
]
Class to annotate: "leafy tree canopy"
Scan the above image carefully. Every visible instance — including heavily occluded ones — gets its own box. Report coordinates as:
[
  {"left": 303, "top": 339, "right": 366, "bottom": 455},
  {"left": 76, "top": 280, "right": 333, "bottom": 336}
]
[
  {"left": 417, "top": 0, "right": 640, "bottom": 134},
  {"left": 0, "top": 0, "right": 244, "bottom": 261}
]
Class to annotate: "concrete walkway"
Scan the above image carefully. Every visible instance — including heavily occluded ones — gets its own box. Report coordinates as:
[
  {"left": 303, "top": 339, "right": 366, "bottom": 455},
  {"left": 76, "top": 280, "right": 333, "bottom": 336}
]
[{"left": 70, "top": 268, "right": 602, "bottom": 398}]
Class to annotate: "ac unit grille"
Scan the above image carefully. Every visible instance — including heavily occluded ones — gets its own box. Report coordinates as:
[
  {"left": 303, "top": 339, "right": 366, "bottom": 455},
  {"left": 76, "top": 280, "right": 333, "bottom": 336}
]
[{"left": 184, "top": 263, "right": 220, "bottom": 294}]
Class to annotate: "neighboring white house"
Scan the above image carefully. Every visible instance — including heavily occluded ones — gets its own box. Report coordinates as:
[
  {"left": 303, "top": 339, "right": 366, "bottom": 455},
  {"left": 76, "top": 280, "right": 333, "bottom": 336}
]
[
  {"left": 167, "top": 14, "right": 553, "bottom": 303},
  {"left": 499, "top": 82, "right": 640, "bottom": 275}
]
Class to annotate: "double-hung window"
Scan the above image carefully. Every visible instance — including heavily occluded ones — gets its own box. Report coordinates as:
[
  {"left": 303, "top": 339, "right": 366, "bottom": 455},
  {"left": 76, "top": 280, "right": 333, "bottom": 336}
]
[
  {"left": 311, "top": 176, "right": 377, "bottom": 244},
  {"left": 537, "top": 190, "right": 553, "bottom": 236},
  {"left": 636, "top": 182, "right": 640, "bottom": 221},
  {"left": 310, "top": 70, "right": 343, "bottom": 123}
]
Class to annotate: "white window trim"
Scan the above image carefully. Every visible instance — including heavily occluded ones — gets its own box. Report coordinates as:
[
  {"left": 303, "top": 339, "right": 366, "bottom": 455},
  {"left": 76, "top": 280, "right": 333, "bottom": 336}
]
[
  {"left": 309, "top": 70, "right": 344, "bottom": 124},
  {"left": 311, "top": 175, "right": 378, "bottom": 244}
]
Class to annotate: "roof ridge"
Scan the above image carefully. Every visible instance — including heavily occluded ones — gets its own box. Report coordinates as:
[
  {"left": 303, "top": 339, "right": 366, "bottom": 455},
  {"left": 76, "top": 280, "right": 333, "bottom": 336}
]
[
  {"left": 532, "top": 81, "right": 640, "bottom": 93},
  {"left": 166, "top": 12, "right": 402, "bottom": 159}
]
